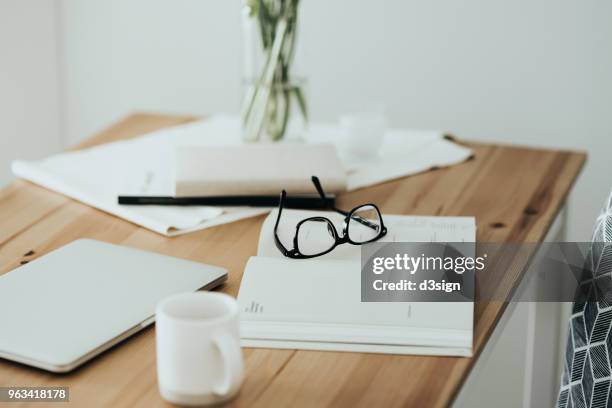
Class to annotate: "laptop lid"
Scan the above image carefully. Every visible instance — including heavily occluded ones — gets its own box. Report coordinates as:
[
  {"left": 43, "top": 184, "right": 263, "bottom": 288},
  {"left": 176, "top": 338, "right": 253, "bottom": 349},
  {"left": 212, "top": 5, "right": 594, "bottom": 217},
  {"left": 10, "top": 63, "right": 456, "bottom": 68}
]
[{"left": 0, "top": 239, "right": 227, "bottom": 372}]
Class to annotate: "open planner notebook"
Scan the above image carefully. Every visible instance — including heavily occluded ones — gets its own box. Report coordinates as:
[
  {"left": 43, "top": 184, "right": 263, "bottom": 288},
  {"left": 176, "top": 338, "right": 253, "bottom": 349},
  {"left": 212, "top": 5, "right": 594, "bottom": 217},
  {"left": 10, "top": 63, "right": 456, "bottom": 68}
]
[{"left": 237, "top": 210, "right": 476, "bottom": 356}]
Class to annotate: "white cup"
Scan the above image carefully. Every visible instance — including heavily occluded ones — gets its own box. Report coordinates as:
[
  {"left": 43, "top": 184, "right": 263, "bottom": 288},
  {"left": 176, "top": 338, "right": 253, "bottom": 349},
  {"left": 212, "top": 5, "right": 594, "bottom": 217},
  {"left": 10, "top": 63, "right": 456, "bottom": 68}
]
[
  {"left": 156, "top": 292, "right": 244, "bottom": 406},
  {"left": 339, "top": 112, "right": 386, "bottom": 158}
]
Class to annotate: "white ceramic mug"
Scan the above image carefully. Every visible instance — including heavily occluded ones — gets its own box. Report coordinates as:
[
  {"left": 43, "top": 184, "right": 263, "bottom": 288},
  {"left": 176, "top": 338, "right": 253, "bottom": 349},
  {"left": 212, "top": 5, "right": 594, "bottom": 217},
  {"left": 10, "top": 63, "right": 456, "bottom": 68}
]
[{"left": 156, "top": 292, "right": 244, "bottom": 406}]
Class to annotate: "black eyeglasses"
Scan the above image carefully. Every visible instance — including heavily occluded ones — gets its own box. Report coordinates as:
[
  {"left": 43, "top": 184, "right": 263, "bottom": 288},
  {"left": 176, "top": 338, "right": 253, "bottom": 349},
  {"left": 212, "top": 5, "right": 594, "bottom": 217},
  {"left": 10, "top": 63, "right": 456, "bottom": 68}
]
[{"left": 274, "top": 176, "right": 387, "bottom": 259}]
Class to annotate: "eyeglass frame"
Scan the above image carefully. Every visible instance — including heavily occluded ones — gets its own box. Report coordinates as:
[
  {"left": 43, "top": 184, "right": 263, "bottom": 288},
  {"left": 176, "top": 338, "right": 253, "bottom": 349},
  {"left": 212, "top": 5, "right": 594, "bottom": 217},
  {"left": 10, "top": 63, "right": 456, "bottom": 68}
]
[{"left": 274, "top": 176, "right": 388, "bottom": 259}]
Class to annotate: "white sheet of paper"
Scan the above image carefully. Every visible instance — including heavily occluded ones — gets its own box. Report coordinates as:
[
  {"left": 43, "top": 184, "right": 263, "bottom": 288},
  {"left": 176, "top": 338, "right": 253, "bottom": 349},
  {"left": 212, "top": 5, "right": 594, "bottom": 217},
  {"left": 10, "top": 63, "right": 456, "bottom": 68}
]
[
  {"left": 306, "top": 125, "right": 473, "bottom": 190},
  {"left": 12, "top": 116, "right": 473, "bottom": 236},
  {"left": 11, "top": 117, "right": 269, "bottom": 236}
]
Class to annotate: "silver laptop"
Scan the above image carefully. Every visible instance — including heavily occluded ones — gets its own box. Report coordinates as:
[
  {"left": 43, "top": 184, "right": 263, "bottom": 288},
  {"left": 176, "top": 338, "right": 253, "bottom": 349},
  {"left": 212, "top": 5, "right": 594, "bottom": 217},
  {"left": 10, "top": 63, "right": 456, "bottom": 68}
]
[{"left": 0, "top": 239, "right": 227, "bottom": 372}]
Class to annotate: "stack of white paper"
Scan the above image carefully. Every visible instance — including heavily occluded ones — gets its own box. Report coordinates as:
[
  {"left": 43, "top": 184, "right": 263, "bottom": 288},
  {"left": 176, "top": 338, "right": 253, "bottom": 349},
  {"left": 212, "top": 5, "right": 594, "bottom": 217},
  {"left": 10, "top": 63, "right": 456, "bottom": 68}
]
[
  {"left": 237, "top": 210, "right": 476, "bottom": 356},
  {"left": 12, "top": 115, "right": 473, "bottom": 236}
]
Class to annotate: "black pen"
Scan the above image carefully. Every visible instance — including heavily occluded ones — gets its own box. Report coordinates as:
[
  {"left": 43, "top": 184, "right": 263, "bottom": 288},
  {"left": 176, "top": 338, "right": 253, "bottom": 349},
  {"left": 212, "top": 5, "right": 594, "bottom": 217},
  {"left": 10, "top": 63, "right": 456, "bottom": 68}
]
[{"left": 117, "top": 195, "right": 334, "bottom": 208}]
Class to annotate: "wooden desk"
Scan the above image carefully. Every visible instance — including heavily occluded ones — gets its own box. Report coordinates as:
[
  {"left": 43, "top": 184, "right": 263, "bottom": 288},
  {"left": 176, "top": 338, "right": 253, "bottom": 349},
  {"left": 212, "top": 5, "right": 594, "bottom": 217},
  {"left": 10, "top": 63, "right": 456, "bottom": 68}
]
[{"left": 0, "top": 114, "right": 585, "bottom": 408}]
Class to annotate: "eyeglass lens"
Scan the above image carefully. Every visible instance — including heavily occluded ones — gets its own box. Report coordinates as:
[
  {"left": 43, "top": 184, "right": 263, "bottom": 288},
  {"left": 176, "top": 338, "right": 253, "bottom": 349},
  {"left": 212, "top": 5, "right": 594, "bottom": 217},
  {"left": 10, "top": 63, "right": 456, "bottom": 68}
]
[
  {"left": 296, "top": 218, "right": 336, "bottom": 256},
  {"left": 347, "top": 205, "right": 382, "bottom": 243}
]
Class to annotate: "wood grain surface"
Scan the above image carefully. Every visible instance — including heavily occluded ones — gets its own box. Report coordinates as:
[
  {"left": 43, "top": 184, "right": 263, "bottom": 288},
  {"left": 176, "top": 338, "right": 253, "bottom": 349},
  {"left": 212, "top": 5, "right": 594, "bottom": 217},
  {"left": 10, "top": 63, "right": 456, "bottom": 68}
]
[{"left": 0, "top": 113, "right": 586, "bottom": 408}]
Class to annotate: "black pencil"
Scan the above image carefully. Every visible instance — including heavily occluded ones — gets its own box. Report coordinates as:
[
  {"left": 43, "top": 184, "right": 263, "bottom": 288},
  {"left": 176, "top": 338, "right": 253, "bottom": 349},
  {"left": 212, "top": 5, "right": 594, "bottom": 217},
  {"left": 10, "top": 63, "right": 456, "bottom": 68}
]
[{"left": 117, "top": 195, "right": 334, "bottom": 208}]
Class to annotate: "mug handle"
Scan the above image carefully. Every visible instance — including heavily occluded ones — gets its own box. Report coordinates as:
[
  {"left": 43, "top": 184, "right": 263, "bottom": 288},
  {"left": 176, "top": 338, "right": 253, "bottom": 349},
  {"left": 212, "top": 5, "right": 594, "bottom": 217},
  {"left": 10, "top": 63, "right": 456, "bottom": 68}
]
[{"left": 212, "top": 332, "right": 243, "bottom": 397}]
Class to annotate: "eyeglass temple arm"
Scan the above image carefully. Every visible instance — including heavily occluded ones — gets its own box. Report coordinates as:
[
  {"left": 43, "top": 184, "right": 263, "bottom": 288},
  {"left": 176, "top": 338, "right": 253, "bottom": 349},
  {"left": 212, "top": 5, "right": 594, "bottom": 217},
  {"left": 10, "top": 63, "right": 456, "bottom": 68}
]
[
  {"left": 274, "top": 190, "right": 291, "bottom": 254},
  {"left": 311, "top": 176, "right": 345, "bottom": 213},
  {"left": 311, "top": 176, "right": 382, "bottom": 231}
]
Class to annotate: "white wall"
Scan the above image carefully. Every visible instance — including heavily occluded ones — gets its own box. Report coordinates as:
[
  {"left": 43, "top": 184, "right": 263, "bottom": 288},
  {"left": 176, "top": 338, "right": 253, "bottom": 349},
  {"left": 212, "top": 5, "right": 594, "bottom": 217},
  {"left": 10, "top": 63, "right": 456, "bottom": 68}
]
[
  {"left": 0, "top": 0, "right": 62, "bottom": 186},
  {"left": 1, "top": 0, "right": 610, "bottom": 240},
  {"left": 58, "top": 0, "right": 612, "bottom": 240},
  {"left": 59, "top": 0, "right": 243, "bottom": 146}
]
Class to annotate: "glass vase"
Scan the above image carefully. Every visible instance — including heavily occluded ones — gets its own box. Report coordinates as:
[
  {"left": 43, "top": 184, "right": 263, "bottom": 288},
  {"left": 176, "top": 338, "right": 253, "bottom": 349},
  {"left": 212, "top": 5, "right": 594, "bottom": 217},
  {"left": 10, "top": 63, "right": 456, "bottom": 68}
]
[{"left": 241, "top": 0, "right": 307, "bottom": 142}]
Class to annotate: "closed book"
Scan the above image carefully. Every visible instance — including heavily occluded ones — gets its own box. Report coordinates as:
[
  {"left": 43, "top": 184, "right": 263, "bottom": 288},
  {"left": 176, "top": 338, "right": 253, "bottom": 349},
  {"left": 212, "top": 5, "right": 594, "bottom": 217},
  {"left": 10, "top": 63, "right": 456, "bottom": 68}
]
[{"left": 175, "top": 144, "right": 347, "bottom": 197}]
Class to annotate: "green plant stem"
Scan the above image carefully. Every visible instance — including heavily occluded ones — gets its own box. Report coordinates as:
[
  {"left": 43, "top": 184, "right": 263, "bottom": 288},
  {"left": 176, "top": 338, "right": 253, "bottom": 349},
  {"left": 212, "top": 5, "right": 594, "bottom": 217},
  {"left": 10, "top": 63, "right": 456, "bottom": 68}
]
[{"left": 243, "top": 0, "right": 305, "bottom": 141}]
